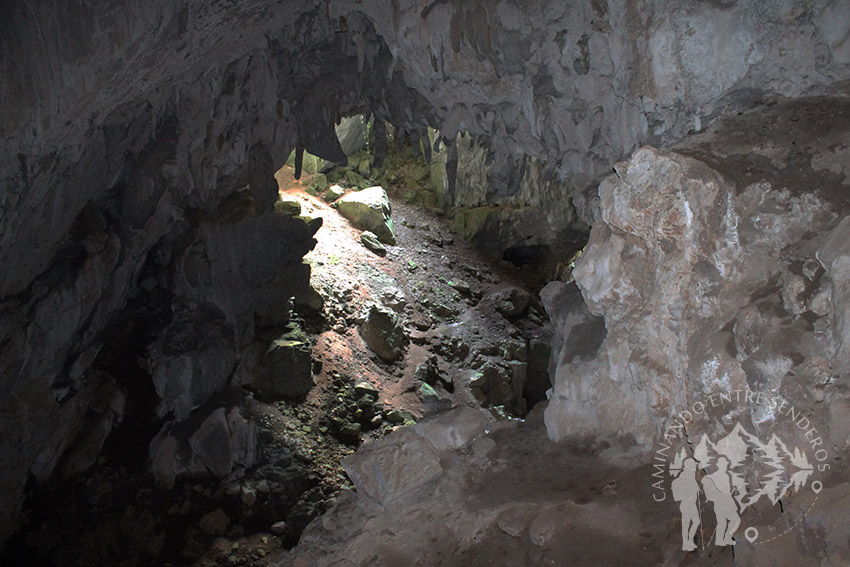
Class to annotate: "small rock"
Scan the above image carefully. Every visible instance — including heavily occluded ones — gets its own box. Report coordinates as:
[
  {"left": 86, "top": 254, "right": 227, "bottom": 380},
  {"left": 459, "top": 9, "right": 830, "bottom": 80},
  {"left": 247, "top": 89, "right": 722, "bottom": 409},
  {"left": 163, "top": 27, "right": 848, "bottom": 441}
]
[
  {"left": 354, "top": 381, "right": 379, "bottom": 397},
  {"left": 426, "top": 233, "right": 444, "bottom": 247},
  {"left": 199, "top": 509, "right": 230, "bottom": 536},
  {"left": 380, "top": 287, "right": 407, "bottom": 312},
  {"left": 385, "top": 409, "right": 415, "bottom": 424},
  {"left": 274, "top": 197, "right": 301, "bottom": 216},
  {"left": 324, "top": 184, "right": 345, "bottom": 202},
  {"left": 360, "top": 231, "right": 387, "bottom": 256},
  {"left": 494, "top": 287, "right": 533, "bottom": 318},
  {"left": 417, "top": 382, "right": 438, "bottom": 399},
  {"left": 241, "top": 486, "right": 257, "bottom": 507},
  {"left": 447, "top": 280, "right": 471, "bottom": 295},
  {"left": 340, "top": 422, "right": 362, "bottom": 439},
  {"left": 414, "top": 356, "right": 440, "bottom": 385},
  {"left": 270, "top": 521, "right": 287, "bottom": 535},
  {"left": 502, "top": 339, "right": 528, "bottom": 362},
  {"left": 432, "top": 302, "right": 459, "bottom": 318},
  {"left": 413, "top": 316, "right": 432, "bottom": 331}
]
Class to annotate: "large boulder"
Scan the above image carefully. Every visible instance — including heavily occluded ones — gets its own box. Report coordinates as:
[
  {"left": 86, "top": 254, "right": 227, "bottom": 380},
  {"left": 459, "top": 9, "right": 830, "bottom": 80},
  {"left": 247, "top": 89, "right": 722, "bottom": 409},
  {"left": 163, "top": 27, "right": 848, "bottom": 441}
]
[
  {"left": 342, "top": 427, "right": 442, "bottom": 504},
  {"left": 255, "top": 326, "right": 314, "bottom": 400},
  {"left": 359, "top": 305, "right": 407, "bottom": 362},
  {"left": 334, "top": 186, "right": 396, "bottom": 245},
  {"left": 149, "top": 405, "right": 259, "bottom": 489}
]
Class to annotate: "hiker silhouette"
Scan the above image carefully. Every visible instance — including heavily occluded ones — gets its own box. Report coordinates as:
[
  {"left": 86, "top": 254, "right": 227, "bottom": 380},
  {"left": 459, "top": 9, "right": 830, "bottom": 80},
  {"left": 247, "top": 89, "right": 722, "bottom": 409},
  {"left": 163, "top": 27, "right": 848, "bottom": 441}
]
[
  {"left": 702, "top": 456, "right": 741, "bottom": 546},
  {"left": 671, "top": 457, "right": 701, "bottom": 551}
]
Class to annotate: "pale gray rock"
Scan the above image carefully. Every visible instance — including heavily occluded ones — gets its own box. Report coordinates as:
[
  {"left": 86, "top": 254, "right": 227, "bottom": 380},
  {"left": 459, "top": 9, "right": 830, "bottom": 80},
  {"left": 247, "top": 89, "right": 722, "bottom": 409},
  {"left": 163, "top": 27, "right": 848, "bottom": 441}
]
[
  {"left": 341, "top": 427, "right": 442, "bottom": 504},
  {"left": 358, "top": 305, "right": 407, "bottom": 362},
  {"left": 413, "top": 406, "right": 490, "bottom": 452},
  {"left": 359, "top": 231, "right": 386, "bottom": 256},
  {"left": 334, "top": 187, "right": 396, "bottom": 245},
  {"left": 324, "top": 184, "right": 346, "bottom": 203},
  {"left": 468, "top": 363, "right": 526, "bottom": 416},
  {"left": 546, "top": 98, "right": 850, "bottom": 448},
  {"left": 336, "top": 115, "right": 369, "bottom": 157},
  {"left": 147, "top": 303, "right": 237, "bottom": 421},
  {"left": 150, "top": 406, "right": 258, "bottom": 489}
]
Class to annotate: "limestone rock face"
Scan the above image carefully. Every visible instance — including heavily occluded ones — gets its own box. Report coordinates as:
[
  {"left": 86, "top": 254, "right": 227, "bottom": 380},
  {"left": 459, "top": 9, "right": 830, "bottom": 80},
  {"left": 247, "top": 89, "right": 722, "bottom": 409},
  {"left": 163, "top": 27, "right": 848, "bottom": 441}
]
[
  {"left": 334, "top": 187, "right": 396, "bottom": 245},
  {"left": 545, "top": 97, "right": 850, "bottom": 450},
  {"left": 349, "top": 0, "right": 850, "bottom": 224},
  {"left": 342, "top": 427, "right": 443, "bottom": 504},
  {"left": 335, "top": 115, "right": 370, "bottom": 157},
  {"left": 150, "top": 405, "right": 258, "bottom": 489},
  {"left": 147, "top": 303, "right": 236, "bottom": 421}
]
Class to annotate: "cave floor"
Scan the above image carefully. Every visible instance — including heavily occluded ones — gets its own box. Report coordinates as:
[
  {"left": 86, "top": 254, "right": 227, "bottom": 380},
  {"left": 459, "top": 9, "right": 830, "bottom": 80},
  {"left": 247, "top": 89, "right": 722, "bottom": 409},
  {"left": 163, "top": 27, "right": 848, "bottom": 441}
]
[{"left": 280, "top": 407, "right": 748, "bottom": 567}]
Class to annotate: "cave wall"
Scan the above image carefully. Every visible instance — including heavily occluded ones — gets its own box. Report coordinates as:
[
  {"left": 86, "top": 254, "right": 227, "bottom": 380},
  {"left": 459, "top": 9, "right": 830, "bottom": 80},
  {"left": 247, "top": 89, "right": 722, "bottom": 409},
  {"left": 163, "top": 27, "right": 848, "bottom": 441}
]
[
  {"left": 543, "top": 96, "right": 850, "bottom": 454},
  {"left": 2, "top": 0, "right": 850, "bottom": 546},
  {"left": 0, "top": 0, "right": 425, "bottom": 543}
]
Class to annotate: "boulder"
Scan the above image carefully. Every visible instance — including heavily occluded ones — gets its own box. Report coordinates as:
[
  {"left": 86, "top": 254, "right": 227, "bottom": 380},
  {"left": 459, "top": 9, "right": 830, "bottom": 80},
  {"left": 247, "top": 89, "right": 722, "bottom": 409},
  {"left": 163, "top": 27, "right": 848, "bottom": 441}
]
[
  {"left": 359, "top": 231, "right": 386, "bottom": 256},
  {"left": 469, "top": 362, "right": 526, "bottom": 416},
  {"left": 150, "top": 406, "right": 259, "bottom": 489},
  {"left": 274, "top": 197, "right": 301, "bottom": 216},
  {"left": 147, "top": 303, "right": 237, "bottom": 421},
  {"left": 493, "top": 287, "right": 533, "bottom": 319},
  {"left": 255, "top": 328, "right": 314, "bottom": 399},
  {"left": 413, "top": 406, "right": 489, "bottom": 452},
  {"left": 341, "top": 427, "right": 442, "bottom": 504},
  {"left": 324, "top": 184, "right": 345, "bottom": 202},
  {"left": 199, "top": 509, "right": 230, "bottom": 536},
  {"left": 334, "top": 186, "right": 396, "bottom": 245},
  {"left": 358, "top": 305, "right": 407, "bottom": 362}
]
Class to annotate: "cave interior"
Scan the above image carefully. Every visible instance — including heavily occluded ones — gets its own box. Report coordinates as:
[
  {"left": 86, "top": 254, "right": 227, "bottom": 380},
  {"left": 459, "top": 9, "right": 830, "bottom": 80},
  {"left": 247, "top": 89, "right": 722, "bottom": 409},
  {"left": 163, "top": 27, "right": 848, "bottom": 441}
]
[{"left": 2, "top": 1, "right": 850, "bottom": 566}]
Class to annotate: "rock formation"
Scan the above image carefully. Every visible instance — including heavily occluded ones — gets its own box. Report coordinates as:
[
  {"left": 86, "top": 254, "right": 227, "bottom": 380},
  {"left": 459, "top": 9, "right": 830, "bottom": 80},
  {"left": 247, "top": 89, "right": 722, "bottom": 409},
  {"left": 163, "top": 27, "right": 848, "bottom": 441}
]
[
  {"left": 545, "top": 96, "right": 850, "bottom": 453},
  {"left": 2, "top": 0, "right": 850, "bottom": 560}
]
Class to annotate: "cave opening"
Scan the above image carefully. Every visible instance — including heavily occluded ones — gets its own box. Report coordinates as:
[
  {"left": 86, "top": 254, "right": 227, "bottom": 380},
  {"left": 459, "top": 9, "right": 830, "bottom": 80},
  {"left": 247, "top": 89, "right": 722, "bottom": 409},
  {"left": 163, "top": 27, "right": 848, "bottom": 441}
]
[{"left": 1, "top": 111, "right": 569, "bottom": 565}]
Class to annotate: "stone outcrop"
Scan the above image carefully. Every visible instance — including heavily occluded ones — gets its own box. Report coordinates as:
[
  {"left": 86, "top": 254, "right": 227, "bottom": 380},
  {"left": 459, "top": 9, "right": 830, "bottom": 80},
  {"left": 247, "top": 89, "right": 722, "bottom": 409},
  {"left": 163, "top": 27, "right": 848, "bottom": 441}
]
[
  {"left": 544, "top": 97, "right": 850, "bottom": 452},
  {"left": 358, "top": 305, "right": 408, "bottom": 362},
  {"left": 255, "top": 328, "right": 315, "bottom": 400},
  {"left": 334, "top": 186, "right": 396, "bottom": 245},
  {"left": 150, "top": 405, "right": 259, "bottom": 489}
]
